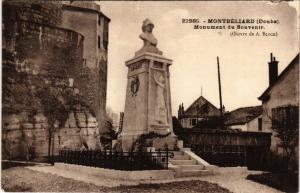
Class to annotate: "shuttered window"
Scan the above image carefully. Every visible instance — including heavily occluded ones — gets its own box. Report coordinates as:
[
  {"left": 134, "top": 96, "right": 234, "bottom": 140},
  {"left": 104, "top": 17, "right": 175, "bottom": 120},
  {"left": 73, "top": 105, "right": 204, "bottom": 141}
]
[{"left": 271, "top": 106, "right": 299, "bottom": 129}]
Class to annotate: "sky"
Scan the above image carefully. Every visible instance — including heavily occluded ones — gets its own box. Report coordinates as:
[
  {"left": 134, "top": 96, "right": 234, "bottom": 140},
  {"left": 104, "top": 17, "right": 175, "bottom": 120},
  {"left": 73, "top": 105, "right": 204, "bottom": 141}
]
[{"left": 99, "top": 1, "right": 299, "bottom": 115}]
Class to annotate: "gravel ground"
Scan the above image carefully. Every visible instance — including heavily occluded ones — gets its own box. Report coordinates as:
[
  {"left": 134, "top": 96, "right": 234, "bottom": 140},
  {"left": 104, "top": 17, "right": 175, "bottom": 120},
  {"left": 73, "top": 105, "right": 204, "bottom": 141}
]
[
  {"left": 27, "top": 165, "right": 283, "bottom": 193},
  {"left": 1, "top": 167, "right": 232, "bottom": 193},
  {"left": 199, "top": 167, "right": 283, "bottom": 193}
]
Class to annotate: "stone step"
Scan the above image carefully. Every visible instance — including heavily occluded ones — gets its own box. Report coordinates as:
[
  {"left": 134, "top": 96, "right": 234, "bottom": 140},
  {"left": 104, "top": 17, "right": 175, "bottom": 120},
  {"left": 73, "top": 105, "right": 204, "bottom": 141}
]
[
  {"left": 171, "top": 154, "right": 190, "bottom": 160},
  {"left": 178, "top": 164, "right": 205, "bottom": 170},
  {"left": 176, "top": 169, "right": 211, "bottom": 178},
  {"left": 170, "top": 159, "right": 197, "bottom": 165},
  {"left": 172, "top": 151, "right": 184, "bottom": 156}
]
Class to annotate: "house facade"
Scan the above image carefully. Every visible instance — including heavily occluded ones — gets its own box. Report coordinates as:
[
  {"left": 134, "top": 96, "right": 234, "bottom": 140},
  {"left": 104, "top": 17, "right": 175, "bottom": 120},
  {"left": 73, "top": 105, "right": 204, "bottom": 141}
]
[
  {"left": 258, "top": 53, "right": 299, "bottom": 153},
  {"left": 178, "top": 96, "right": 221, "bottom": 128},
  {"left": 246, "top": 114, "right": 263, "bottom": 132}
]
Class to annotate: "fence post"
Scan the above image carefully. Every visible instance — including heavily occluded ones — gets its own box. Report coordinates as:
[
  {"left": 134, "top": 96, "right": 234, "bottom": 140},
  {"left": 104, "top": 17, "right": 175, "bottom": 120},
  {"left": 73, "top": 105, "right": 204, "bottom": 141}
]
[
  {"left": 77, "top": 150, "right": 80, "bottom": 165},
  {"left": 69, "top": 150, "right": 71, "bottom": 164},
  {"left": 166, "top": 147, "right": 169, "bottom": 169},
  {"left": 119, "top": 150, "right": 123, "bottom": 170},
  {"left": 109, "top": 148, "right": 112, "bottom": 169},
  {"left": 66, "top": 150, "right": 68, "bottom": 163},
  {"left": 70, "top": 150, "right": 72, "bottom": 164},
  {"left": 244, "top": 146, "right": 247, "bottom": 167},
  {"left": 130, "top": 150, "right": 133, "bottom": 170}
]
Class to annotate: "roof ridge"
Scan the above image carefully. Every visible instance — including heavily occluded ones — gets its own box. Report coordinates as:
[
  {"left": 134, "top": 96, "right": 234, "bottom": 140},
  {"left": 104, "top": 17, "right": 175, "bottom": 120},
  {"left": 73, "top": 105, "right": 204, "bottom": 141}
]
[
  {"left": 185, "top": 95, "right": 218, "bottom": 112},
  {"left": 230, "top": 105, "right": 262, "bottom": 112}
]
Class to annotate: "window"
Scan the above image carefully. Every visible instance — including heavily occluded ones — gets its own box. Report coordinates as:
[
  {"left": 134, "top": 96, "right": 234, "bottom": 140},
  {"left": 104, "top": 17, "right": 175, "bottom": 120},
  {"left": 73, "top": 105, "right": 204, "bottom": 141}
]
[
  {"left": 98, "top": 15, "right": 101, "bottom": 26},
  {"left": 103, "top": 20, "right": 109, "bottom": 50},
  {"left": 98, "top": 35, "right": 101, "bottom": 49},
  {"left": 258, "top": 118, "right": 262, "bottom": 131},
  {"left": 272, "top": 105, "right": 299, "bottom": 130},
  {"left": 191, "top": 119, "right": 197, "bottom": 126}
]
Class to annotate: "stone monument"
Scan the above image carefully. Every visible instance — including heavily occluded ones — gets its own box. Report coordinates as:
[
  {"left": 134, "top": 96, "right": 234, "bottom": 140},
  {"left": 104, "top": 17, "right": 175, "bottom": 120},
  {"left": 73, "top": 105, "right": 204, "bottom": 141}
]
[{"left": 120, "top": 19, "right": 177, "bottom": 151}]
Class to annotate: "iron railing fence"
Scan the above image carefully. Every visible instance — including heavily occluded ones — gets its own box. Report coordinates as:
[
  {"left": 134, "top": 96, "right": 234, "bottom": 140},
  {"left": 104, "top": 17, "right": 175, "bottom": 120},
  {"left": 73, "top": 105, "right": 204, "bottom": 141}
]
[{"left": 57, "top": 149, "right": 174, "bottom": 171}]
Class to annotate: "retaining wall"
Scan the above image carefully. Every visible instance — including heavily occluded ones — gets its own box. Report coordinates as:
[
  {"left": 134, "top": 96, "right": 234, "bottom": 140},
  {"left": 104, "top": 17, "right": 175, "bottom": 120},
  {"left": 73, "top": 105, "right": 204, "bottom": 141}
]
[{"left": 55, "top": 163, "right": 175, "bottom": 181}]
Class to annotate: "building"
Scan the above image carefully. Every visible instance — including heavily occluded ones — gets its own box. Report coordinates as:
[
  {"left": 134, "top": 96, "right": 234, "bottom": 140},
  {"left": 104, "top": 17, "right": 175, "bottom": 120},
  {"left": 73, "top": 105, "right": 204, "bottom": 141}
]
[
  {"left": 246, "top": 114, "right": 263, "bottom": 132},
  {"left": 258, "top": 53, "right": 299, "bottom": 153},
  {"left": 60, "top": 1, "right": 110, "bottom": 130},
  {"left": 178, "top": 96, "right": 222, "bottom": 128},
  {"left": 2, "top": 1, "right": 110, "bottom": 160},
  {"left": 225, "top": 106, "right": 262, "bottom": 131}
]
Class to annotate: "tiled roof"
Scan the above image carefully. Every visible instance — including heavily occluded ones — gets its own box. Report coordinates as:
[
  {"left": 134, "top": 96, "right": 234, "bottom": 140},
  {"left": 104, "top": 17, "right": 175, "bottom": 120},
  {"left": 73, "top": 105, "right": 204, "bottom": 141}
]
[
  {"left": 186, "top": 96, "right": 218, "bottom": 112},
  {"left": 225, "top": 106, "right": 262, "bottom": 126}
]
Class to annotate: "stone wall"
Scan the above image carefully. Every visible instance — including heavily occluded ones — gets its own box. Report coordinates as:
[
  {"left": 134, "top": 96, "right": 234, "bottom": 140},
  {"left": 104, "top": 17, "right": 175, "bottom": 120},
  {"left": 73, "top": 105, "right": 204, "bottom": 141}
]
[
  {"left": 3, "top": 1, "right": 62, "bottom": 26},
  {"left": 2, "top": 110, "right": 101, "bottom": 160}
]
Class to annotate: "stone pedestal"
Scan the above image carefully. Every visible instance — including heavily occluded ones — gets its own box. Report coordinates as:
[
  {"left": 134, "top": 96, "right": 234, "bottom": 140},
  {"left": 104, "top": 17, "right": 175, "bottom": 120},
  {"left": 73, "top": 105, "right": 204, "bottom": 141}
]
[{"left": 120, "top": 52, "right": 177, "bottom": 151}]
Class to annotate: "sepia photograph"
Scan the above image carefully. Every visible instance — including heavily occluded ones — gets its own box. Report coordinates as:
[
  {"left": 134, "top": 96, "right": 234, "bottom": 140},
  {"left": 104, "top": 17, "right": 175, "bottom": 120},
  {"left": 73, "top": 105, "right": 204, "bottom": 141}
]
[{"left": 1, "top": 0, "right": 299, "bottom": 192}]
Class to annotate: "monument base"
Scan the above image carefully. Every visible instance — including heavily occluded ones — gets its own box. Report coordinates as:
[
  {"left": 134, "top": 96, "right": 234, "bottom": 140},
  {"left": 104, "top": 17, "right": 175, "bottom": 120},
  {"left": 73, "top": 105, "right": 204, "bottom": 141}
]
[
  {"left": 150, "top": 133, "right": 178, "bottom": 150},
  {"left": 135, "top": 46, "right": 163, "bottom": 56},
  {"left": 118, "top": 133, "right": 140, "bottom": 152}
]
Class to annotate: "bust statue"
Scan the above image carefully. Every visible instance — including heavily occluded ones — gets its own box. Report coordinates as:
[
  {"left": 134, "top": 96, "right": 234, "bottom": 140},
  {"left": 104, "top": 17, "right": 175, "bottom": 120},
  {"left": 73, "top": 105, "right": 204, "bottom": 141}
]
[
  {"left": 139, "top": 19, "right": 158, "bottom": 47},
  {"left": 135, "top": 19, "right": 162, "bottom": 56}
]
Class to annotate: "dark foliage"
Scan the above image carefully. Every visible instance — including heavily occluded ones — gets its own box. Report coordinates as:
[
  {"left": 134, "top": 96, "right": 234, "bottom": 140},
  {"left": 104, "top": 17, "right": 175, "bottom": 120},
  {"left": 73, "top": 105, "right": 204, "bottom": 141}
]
[
  {"left": 36, "top": 87, "right": 69, "bottom": 129},
  {"left": 247, "top": 172, "right": 298, "bottom": 192},
  {"left": 262, "top": 105, "right": 299, "bottom": 171},
  {"left": 132, "top": 132, "right": 171, "bottom": 152},
  {"left": 100, "top": 118, "right": 117, "bottom": 149},
  {"left": 172, "top": 116, "right": 183, "bottom": 137}
]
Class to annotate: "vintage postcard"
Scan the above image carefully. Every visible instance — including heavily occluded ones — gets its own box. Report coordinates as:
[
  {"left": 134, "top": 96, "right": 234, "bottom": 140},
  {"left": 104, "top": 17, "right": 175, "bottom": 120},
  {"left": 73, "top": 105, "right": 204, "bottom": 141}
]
[{"left": 1, "top": 0, "right": 299, "bottom": 192}]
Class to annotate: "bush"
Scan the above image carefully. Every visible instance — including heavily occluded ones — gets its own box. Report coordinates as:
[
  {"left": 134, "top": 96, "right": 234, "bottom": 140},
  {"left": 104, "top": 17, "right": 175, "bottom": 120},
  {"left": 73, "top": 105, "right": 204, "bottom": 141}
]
[
  {"left": 247, "top": 172, "right": 298, "bottom": 192},
  {"left": 261, "top": 151, "right": 297, "bottom": 172},
  {"left": 265, "top": 152, "right": 286, "bottom": 172}
]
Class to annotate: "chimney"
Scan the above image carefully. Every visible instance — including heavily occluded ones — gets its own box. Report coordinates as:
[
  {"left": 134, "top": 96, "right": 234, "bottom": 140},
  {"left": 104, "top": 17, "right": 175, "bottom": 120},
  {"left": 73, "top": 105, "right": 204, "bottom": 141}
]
[{"left": 268, "top": 53, "right": 278, "bottom": 86}]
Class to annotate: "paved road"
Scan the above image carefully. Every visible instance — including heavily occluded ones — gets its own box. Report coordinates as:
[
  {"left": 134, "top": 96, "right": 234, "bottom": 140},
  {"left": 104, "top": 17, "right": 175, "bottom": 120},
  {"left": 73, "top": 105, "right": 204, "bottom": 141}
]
[{"left": 27, "top": 165, "right": 282, "bottom": 193}]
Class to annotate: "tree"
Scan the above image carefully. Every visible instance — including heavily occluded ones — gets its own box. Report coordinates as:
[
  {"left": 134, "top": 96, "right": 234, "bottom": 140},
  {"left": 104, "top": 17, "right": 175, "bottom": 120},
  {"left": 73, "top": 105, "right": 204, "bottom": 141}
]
[
  {"left": 100, "top": 107, "right": 117, "bottom": 149},
  {"left": 36, "top": 87, "right": 69, "bottom": 162},
  {"left": 2, "top": 133, "right": 14, "bottom": 161},
  {"left": 20, "top": 125, "right": 31, "bottom": 163}
]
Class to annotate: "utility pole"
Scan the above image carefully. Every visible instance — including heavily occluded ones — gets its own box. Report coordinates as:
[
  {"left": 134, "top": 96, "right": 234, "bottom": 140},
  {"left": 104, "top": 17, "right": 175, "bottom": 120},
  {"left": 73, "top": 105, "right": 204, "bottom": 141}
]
[{"left": 217, "top": 56, "right": 224, "bottom": 129}]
